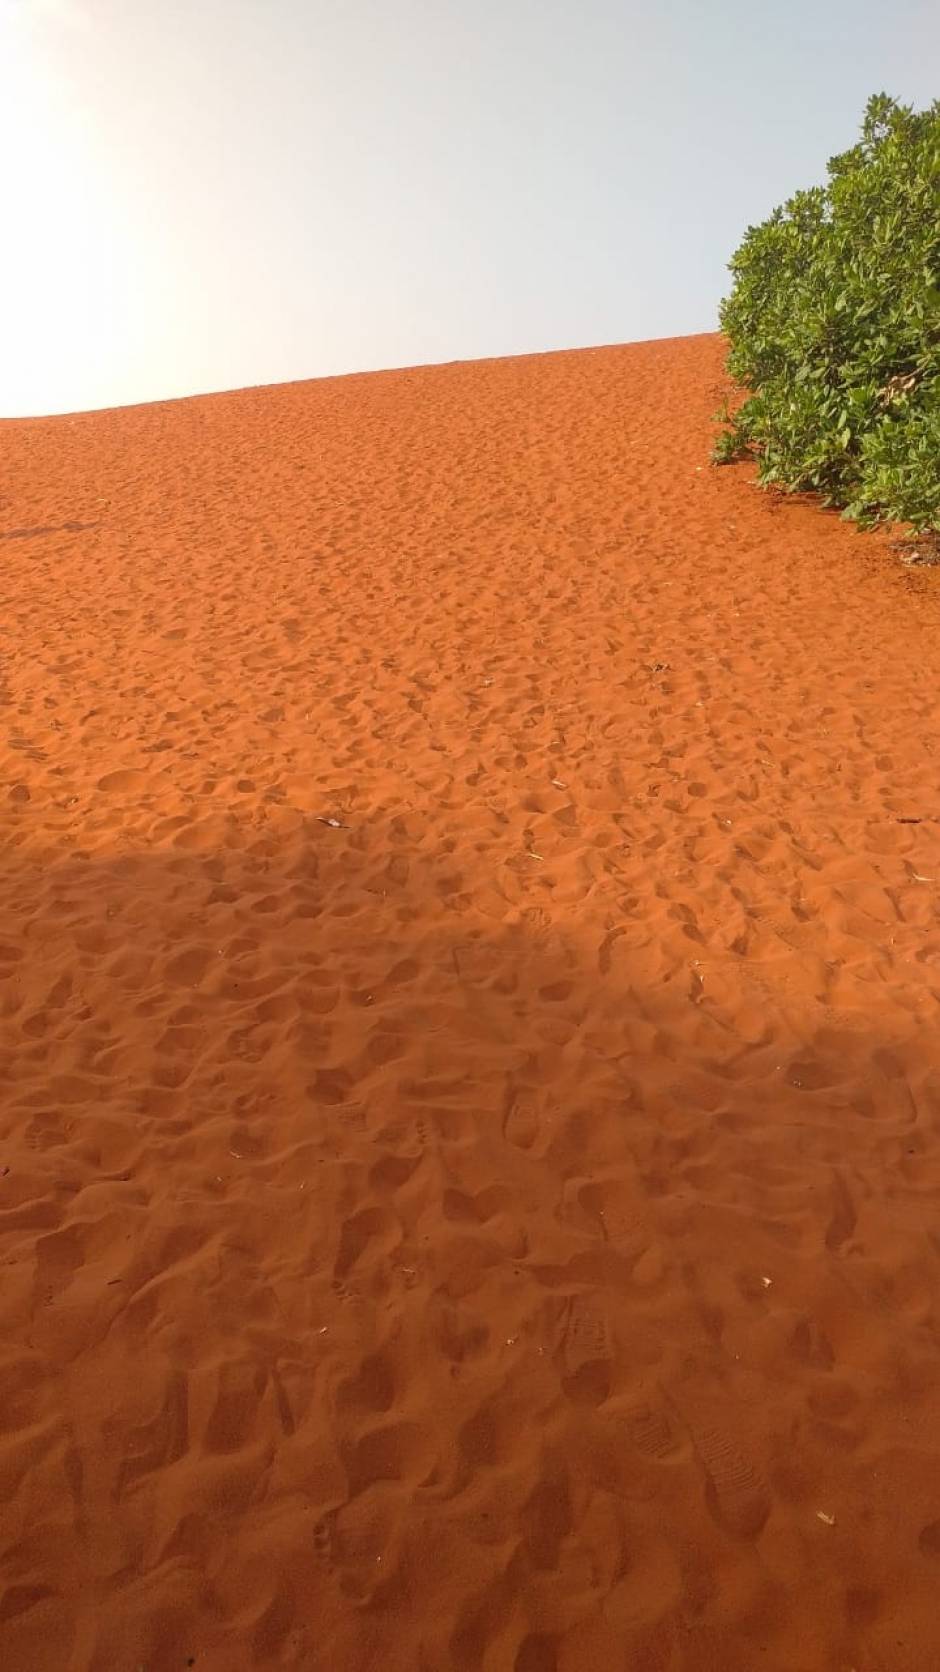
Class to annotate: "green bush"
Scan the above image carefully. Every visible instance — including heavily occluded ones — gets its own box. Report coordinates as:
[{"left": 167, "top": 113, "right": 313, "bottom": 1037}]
[{"left": 714, "top": 93, "right": 940, "bottom": 537}]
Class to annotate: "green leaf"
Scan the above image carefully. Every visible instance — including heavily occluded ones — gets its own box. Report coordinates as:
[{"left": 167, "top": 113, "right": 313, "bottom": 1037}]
[{"left": 714, "top": 91, "right": 940, "bottom": 537}]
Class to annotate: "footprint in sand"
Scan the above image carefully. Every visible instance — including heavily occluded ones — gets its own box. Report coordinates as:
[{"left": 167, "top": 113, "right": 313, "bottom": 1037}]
[
  {"left": 626, "top": 1399, "right": 682, "bottom": 1462},
  {"left": 96, "top": 768, "right": 148, "bottom": 793},
  {"left": 561, "top": 1293, "right": 612, "bottom": 1405},
  {"left": 825, "top": 1170, "right": 857, "bottom": 1252},
  {"left": 514, "top": 1635, "right": 558, "bottom": 1672},
  {"left": 337, "top": 1348, "right": 397, "bottom": 1415},
  {"left": 503, "top": 1088, "right": 541, "bottom": 1151},
  {"left": 695, "top": 1425, "right": 771, "bottom": 1538},
  {"left": 333, "top": 1204, "right": 399, "bottom": 1284}
]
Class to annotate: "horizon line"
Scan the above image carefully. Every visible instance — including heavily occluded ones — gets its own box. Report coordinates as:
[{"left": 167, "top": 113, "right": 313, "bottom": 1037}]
[{"left": 2, "top": 327, "right": 722, "bottom": 425}]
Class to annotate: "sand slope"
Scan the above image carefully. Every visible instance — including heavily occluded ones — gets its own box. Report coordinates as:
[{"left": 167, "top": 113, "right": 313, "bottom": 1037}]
[{"left": 3, "top": 334, "right": 940, "bottom": 1671}]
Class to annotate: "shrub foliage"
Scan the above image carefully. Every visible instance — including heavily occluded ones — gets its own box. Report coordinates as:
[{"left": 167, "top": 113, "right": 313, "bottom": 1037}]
[{"left": 714, "top": 94, "right": 940, "bottom": 535}]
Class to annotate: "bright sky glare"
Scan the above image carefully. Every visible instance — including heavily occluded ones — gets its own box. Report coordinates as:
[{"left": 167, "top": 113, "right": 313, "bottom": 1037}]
[{"left": 2, "top": 0, "right": 937, "bottom": 415}]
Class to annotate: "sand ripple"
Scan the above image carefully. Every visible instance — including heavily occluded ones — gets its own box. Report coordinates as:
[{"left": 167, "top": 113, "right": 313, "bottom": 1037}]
[{"left": 2, "top": 336, "right": 940, "bottom": 1669}]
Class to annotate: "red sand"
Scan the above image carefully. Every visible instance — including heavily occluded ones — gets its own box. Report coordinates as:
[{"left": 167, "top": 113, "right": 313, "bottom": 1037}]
[{"left": 3, "top": 333, "right": 940, "bottom": 1671}]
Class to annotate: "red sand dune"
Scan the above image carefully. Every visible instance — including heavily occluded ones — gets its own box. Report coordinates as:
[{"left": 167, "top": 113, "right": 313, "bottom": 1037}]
[{"left": 3, "top": 333, "right": 940, "bottom": 1672}]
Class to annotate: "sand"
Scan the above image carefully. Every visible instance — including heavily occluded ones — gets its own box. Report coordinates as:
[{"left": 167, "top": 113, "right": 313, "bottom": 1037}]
[{"left": 2, "top": 332, "right": 940, "bottom": 1671}]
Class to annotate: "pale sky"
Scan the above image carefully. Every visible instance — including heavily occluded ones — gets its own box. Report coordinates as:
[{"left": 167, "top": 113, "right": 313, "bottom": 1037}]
[{"left": 2, "top": 0, "right": 937, "bottom": 416}]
